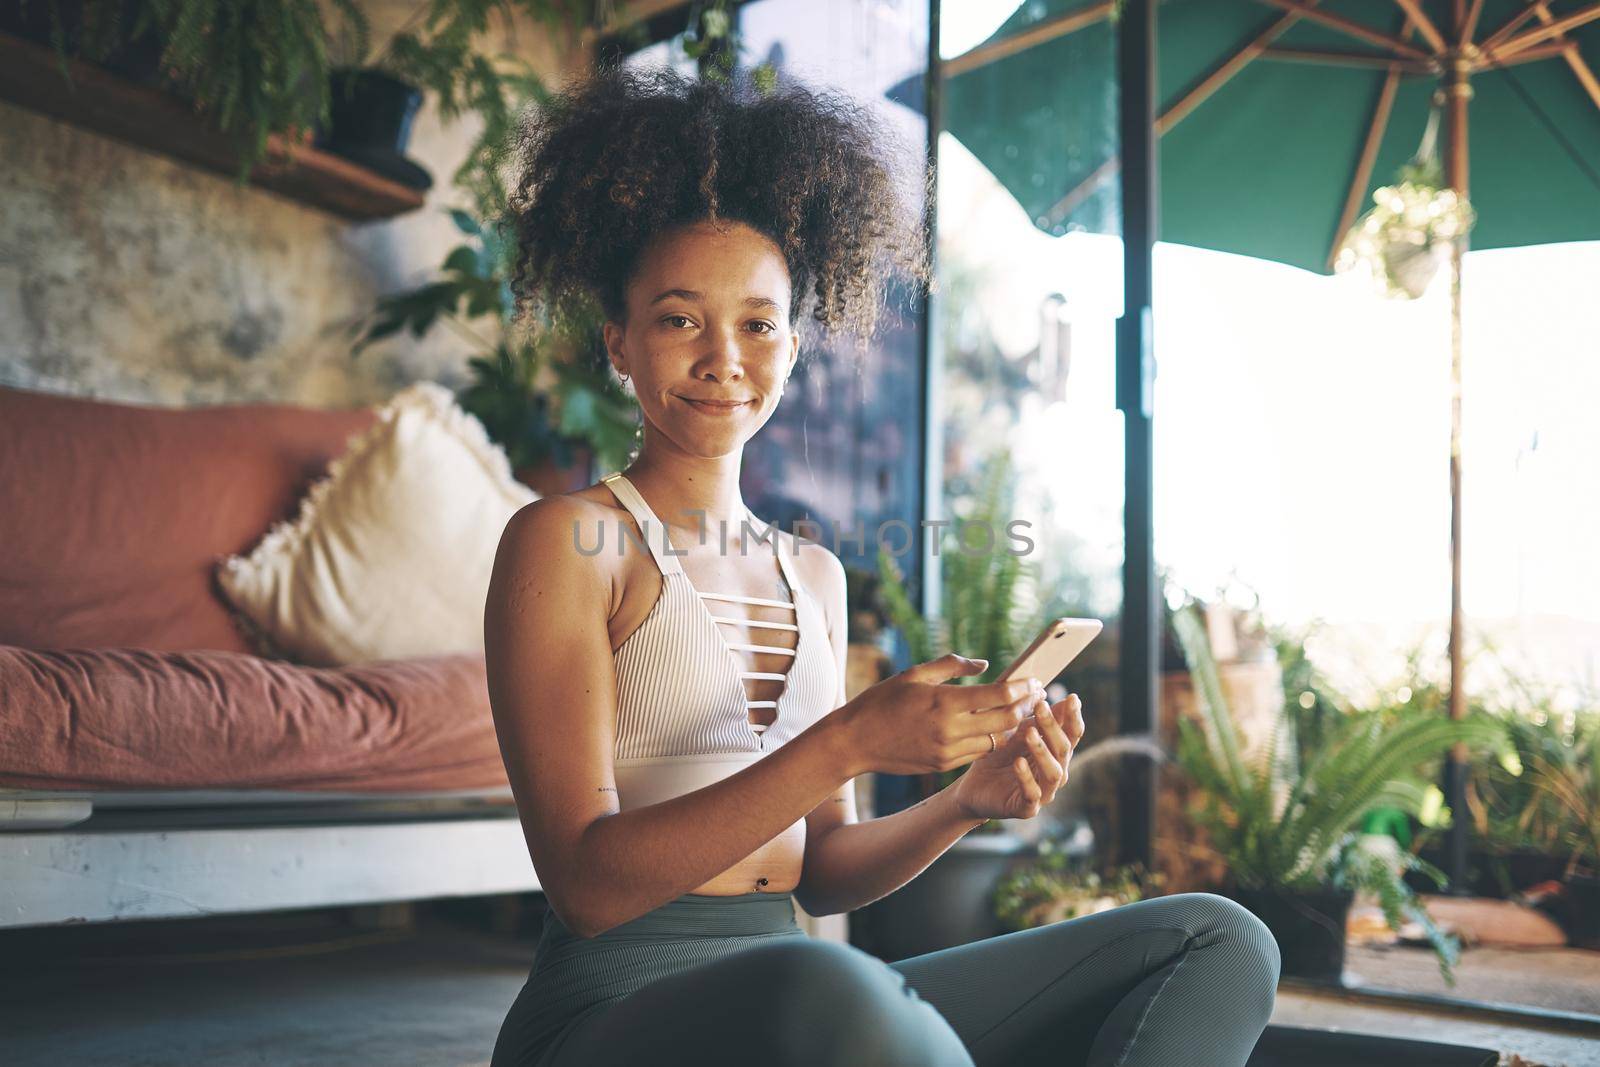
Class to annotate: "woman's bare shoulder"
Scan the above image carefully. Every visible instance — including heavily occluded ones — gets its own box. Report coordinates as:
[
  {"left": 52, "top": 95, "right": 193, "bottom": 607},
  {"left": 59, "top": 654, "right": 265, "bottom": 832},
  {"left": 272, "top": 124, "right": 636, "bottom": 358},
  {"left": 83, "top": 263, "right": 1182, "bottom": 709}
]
[
  {"left": 502, "top": 484, "right": 625, "bottom": 542},
  {"left": 494, "top": 485, "right": 632, "bottom": 587}
]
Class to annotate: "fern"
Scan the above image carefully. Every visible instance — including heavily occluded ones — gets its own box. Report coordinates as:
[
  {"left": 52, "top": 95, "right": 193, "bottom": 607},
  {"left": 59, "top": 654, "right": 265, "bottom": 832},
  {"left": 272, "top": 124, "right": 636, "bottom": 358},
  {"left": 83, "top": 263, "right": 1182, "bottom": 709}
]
[
  {"left": 1168, "top": 599, "right": 1510, "bottom": 978},
  {"left": 146, "top": 0, "right": 371, "bottom": 181}
]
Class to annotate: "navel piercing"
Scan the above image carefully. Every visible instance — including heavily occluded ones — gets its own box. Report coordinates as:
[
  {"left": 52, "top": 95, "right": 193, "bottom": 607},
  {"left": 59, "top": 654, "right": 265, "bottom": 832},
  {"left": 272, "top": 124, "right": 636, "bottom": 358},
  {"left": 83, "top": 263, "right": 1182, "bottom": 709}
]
[{"left": 756, "top": 877, "right": 769, "bottom": 887}]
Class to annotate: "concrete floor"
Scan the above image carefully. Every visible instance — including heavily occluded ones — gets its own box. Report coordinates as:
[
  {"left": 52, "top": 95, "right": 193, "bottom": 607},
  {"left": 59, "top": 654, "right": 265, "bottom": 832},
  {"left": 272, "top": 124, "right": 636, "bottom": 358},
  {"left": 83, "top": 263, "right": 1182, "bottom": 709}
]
[{"left": 2, "top": 903, "right": 1596, "bottom": 1067}]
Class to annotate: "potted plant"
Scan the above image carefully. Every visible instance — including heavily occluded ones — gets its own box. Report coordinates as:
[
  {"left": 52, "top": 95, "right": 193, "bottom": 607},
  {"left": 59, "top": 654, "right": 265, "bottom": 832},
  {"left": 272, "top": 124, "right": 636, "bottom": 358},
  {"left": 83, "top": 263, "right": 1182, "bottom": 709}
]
[
  {"left": 993, "top": 840, "right": 1163, "bottom": 933},
  {"left": 857, "top": 447, "right": 1068, "bottom": 959},
  {"left": 2, "top": 0, "right": 170, "bottom": 85},
  {"left": 20, "top": 0, "right": 593, "bottom": 188},
  {"left": 1167, "top": 597, "right": 1510, "bottom": 984},
  {"left": 315, "top": 63, "right": 431, "bottom": 191},
  {"left": 354, "top": 208, "right": 639, "bottom": 486},
  {"left": 1322, "top": 636, "right": 1588, "bottom": 905},
  {"left": 23, "top": 0, "right": 376, "bottom": 180},
  {"left": 1154, "top": 580, "right": 1291, "bottom": 893},
  {"left": 318, "top": 0, "right": 602, "bottom": 199},
  {"left": 1463, "top": 697, "right": 1600, "bottom": 947}
]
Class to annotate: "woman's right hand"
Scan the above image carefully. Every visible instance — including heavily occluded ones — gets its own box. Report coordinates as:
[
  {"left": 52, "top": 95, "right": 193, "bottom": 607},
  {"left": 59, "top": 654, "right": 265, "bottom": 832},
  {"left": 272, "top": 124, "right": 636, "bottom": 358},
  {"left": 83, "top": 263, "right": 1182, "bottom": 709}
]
[{"left": 834, "top": 653, "right": 1041, "bottom": 777}]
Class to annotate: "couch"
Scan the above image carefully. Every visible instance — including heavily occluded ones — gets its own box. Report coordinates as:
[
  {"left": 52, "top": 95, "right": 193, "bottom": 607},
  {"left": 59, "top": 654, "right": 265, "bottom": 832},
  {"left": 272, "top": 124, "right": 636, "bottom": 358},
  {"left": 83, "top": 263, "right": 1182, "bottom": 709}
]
[{"left": 0, "top": 384, "right": 534, "bottom": 928}]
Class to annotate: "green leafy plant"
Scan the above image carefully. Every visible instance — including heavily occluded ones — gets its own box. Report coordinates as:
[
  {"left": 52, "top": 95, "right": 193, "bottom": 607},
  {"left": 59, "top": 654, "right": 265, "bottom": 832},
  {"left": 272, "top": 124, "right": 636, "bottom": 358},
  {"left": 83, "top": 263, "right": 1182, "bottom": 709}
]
[
  {"left": 355, "top": 208, "right": 637, "bottom": 474},
  {"left": 1168, "top": 596, "right": 1511, "bottom": 983},
  {"left": 32, "top": 0, "right": 590, "bottom": 188},
  {"left": 1470, "top": 701, "right": 1600, "bottom": 881},
  {"left": 340, "top": 0, "right": 590, "bottom": 215},
  {"left": 993, "top": 842, "right": 1162, "bottom": 932},
  {"left": 1270, "top": 619, "right": 1348, "bottom": 777},
  {"left": 612, "top": 0, "right": 777, "bottom": 92},
  {"left": 33, "top": 0, "right": 372, "bottom": 179},
  {"left": 876, "top": 447, "right": 1054, "bottom": 819}
]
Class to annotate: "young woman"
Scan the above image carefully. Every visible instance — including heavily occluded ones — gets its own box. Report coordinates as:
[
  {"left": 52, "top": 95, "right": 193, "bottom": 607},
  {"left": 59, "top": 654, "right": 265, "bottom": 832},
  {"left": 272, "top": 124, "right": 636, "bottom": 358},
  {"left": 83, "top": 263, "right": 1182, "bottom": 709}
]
[{"left": 484, "top": 65, "right": 1280, "bottom": 1067}]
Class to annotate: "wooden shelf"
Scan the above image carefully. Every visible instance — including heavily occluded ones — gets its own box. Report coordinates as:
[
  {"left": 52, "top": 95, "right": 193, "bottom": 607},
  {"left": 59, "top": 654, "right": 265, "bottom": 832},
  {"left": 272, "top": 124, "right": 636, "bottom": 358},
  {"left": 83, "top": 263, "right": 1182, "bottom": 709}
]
[{"left": 0, "top": 32, "right": 427, "bottom": 222}]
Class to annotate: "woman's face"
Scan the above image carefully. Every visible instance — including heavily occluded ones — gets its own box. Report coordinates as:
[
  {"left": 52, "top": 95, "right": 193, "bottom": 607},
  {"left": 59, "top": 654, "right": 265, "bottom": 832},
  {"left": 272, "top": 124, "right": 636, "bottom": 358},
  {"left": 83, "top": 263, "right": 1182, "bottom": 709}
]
[{"left": 603, "top": 219, "right": 799, "bottom": 459}]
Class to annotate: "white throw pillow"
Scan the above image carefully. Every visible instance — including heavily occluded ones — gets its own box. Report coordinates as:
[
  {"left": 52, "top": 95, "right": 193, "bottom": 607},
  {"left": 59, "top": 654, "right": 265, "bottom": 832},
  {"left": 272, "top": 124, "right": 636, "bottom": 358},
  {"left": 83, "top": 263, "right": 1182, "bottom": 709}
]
[{"left": 217, "top": 381, "right": 538, "bottom": 666}]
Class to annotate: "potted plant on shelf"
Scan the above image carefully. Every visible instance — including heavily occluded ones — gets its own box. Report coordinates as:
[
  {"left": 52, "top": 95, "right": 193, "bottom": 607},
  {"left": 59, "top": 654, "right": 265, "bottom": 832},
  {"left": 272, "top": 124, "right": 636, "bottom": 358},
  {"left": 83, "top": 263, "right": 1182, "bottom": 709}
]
[
  {"left": 2, "top": 0, "right": 171, "bottom": 85},
  {"left": 316, "top": 0, "right": 597, "bottom": 197},
  {"left": 19, "top": 0, "right": 593, "bottom": 188},
  {"left": 1167, "top": 597, "right": 1510, "bottom": 984},
  {"left": 315, "top": 63, "right": 431, "bottom": 192},
  {"left": 20, "top": 0, "right": 376, "bottom": 180}
]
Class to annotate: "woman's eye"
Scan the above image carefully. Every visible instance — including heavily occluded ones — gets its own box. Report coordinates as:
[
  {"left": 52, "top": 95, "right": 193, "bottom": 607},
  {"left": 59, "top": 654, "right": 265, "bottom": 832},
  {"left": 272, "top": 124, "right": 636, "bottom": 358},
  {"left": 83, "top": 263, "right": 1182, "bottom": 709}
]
[
  {"left": 663, "top": 314, "right": 694, "bottom": 329},
  {"left": 749, "top": 321, "right": 775, "bottom": 335}
]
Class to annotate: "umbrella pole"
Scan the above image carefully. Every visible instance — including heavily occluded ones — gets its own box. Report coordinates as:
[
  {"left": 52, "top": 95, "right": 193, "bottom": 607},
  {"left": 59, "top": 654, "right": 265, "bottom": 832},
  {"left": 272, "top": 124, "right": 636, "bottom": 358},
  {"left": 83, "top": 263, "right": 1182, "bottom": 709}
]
[
  {"left": 1444, "top": 50, "right": 1472, "bottom": 896},
  {"left": 1116, "top": 0, "right": 1160, "bottom": 874}
]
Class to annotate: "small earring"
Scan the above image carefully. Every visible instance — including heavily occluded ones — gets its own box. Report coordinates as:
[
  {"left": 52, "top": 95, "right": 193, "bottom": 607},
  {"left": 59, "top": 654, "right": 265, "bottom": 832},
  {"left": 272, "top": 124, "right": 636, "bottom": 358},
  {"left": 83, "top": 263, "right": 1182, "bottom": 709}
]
[{"left": 620, "top": 371, "right": 630, "bottom": 383}]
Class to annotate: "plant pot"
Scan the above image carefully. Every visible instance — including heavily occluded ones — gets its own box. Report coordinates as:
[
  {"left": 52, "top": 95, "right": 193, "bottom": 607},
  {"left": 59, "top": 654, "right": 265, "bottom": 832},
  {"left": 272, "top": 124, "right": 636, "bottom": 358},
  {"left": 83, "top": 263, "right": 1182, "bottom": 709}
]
[
  {"left": 1561, "top": 872, "right": 1600, "bottom": 948},
  {"left": 1231, "top": 885, "right": 1353, "bottom": 983},
  {"left": 1410, "top": 841, "right": 1569, "bottom": 898},
  {"left": 1520, "top": 870, "right": 1600, "bottom": 949},
  {"left": 856, "top": 829, "right": 1034, "bottom": 962},
  {"left": 313, "top": 68, "right": 431, "bottom": 190}
]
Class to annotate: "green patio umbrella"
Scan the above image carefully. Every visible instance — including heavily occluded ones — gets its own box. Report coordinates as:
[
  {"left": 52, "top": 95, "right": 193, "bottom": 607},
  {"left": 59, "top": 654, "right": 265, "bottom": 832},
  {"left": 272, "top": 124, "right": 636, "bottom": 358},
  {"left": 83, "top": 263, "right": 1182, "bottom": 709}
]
[
  {"left": 932, "top": 0, "right": 1600, "bottom": 264},
  {"left": 910, "top": 0, "right": 1600, "bottom": 882}
]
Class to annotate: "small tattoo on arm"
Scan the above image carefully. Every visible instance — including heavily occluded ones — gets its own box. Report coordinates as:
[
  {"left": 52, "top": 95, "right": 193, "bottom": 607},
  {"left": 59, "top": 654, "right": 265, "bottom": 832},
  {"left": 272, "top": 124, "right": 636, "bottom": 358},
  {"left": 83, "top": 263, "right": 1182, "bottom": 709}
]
[{"left": 597, "top": 787, "right": 617, "bottom": 794}]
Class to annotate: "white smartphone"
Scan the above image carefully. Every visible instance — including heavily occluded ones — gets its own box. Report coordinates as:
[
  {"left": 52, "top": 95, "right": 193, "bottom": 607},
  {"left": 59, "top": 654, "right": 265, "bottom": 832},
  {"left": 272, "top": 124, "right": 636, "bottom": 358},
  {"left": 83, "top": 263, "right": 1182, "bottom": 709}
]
[{"left": 996, "top": 617, "right": 1103, "bottom": 689}]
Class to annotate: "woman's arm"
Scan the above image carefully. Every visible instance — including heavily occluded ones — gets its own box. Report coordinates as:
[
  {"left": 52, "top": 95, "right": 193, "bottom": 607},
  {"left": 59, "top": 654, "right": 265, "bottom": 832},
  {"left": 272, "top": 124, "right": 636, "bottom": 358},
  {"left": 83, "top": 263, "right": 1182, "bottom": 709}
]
[
  {"left": 485, "top": 498, "right": 861, "bottom": 939},
  {"left": 800, "top": 786, "right": 989, "bottom": 917},
  {"left": 793, "top": 548, "right": 988, "bottom": 918}
]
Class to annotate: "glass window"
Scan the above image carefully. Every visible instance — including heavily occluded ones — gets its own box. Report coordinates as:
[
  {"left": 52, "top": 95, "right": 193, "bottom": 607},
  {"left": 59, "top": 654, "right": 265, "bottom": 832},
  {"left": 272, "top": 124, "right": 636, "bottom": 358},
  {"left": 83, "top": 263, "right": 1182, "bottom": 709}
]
[{"left": 934, "top": 0, "right": 1125, "bottom": 842}]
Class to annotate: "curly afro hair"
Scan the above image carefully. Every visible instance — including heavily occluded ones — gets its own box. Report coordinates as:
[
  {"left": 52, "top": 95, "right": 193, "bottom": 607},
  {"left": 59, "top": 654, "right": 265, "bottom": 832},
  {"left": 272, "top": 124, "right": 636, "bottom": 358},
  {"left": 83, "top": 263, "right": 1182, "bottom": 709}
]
[{"left": 507, "top": 62, "right": 933, "bottom": 363}]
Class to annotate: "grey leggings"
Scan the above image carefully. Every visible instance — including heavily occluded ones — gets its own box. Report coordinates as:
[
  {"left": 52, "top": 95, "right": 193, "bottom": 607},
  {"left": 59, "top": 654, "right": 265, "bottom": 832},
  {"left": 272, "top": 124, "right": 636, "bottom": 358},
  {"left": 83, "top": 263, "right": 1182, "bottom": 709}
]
[{"left": 492, "top": 889, "right": 1281, "bottom": 1067}]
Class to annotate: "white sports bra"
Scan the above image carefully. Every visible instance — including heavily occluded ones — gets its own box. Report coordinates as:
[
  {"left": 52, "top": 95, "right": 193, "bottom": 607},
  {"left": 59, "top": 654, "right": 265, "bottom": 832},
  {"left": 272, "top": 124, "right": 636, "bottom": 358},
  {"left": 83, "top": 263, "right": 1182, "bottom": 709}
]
[{"left": 600, "top": 473, "right": 838, "bottom": 811}]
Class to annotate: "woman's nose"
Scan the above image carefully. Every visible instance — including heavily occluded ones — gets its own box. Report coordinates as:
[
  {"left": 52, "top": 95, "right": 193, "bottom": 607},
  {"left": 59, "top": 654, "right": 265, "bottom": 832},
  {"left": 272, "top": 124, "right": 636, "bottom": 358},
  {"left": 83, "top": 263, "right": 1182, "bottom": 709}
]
[{"left": 697, "top": 325, "right": 746, "bottom": 379}]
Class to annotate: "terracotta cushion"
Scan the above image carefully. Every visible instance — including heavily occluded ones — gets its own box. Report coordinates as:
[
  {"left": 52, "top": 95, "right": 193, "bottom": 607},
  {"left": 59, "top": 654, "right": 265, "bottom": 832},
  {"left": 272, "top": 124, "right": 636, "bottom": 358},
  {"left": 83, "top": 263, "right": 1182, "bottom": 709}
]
[
  {"left": 0, "top": 644, "right": 510, "bottom": 793},
  {"left": 0, "top": 385, "right": 375, "bottom": 653}
]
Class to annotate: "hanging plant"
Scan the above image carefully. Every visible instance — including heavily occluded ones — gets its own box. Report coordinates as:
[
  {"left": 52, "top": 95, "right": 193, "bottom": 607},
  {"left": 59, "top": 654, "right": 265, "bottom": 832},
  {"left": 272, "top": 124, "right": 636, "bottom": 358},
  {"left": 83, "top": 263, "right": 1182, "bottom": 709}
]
[{"left": 1335, "top": 93, "right": 1477, "bottom": 300}]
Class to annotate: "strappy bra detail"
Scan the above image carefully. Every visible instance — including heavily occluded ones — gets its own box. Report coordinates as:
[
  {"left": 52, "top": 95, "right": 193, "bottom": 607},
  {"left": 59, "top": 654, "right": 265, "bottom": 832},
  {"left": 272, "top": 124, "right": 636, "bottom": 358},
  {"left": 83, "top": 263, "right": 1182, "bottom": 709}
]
[{"left": 598, "top": 473, "right": 837, "bottom": 810}]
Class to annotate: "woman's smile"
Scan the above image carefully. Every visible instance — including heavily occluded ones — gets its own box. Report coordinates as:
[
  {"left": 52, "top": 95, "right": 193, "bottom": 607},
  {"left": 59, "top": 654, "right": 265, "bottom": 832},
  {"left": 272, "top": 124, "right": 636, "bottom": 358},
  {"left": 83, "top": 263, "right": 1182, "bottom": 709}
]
[{"left": 675, "top": 394, "right": 754, "bottom": 416}]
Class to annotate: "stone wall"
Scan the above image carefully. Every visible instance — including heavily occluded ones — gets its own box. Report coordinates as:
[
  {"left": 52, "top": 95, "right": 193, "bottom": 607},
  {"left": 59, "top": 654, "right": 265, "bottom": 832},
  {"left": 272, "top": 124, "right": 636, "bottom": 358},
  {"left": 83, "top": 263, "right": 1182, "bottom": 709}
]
[{"left": 0, "top": 1, "right": 589, "bottom": 408}]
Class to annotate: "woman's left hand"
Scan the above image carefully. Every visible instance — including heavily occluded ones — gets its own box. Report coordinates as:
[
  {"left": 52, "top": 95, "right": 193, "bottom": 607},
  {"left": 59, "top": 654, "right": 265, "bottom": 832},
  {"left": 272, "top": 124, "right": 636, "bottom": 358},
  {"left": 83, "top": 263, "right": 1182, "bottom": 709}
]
[{"left": 951, "top": 693, "right": 1084, "bottom": 822}]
